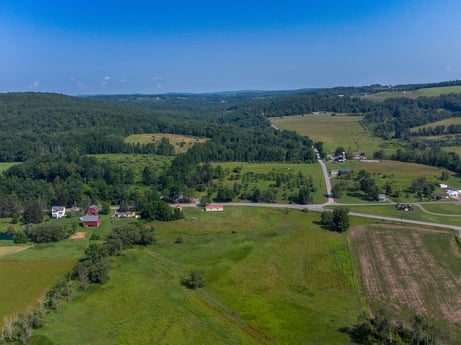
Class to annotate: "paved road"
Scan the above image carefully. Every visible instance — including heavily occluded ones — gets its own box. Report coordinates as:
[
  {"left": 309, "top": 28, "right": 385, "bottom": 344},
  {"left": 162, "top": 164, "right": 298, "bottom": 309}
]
[{"left": 176, "top": 157, "right": 461, "bottom": 235}]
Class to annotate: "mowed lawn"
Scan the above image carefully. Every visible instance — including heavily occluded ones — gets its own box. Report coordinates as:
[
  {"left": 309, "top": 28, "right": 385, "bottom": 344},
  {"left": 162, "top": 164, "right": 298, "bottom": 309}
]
[
  {"left": 271, "top": 114, "right": 384, "bottom": 156},
  {"left": 34, "top": 207, "right": 363, "bottom": 345},
  {"left": 351, "top": 224, "right": 461, "bottom": 343},
  {"left": 124, "top": 133, "right": 209, "bottom": 154}
]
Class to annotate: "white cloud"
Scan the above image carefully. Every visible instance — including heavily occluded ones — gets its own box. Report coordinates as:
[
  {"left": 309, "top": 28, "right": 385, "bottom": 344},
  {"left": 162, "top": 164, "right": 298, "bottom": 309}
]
[
  {"left": 104, "top": 76, "right": 111, "bottom": 81},
  {"left": 152, "top": 76, "right": 163, "bottom": 81},
  {"left": 28, "top": 80, "right": 40, "bottom": 89},
  {"left": 120, "top": 78, "right": 126, "bottom": 83}
]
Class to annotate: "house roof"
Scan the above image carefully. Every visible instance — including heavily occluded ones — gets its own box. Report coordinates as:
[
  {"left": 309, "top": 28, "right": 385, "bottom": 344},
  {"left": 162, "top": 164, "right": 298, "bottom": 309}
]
[
  {"left": 206, "top": 204, "right": 223, "bottom": 208},
  {"left": 52, "top": 206, "right": 65, "bottom": 211},
  {"left": 81, "top": 215, "right": 100, "bottom": 222}
]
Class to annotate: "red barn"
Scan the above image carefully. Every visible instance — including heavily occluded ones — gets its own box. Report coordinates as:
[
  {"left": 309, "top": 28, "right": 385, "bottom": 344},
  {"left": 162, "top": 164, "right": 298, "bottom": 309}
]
[
  {"left": 81, "top": 215, "right": 101, "bottom": 228},
  {"left": 87, "top": 205, "right": 99, "bottom": 215}
]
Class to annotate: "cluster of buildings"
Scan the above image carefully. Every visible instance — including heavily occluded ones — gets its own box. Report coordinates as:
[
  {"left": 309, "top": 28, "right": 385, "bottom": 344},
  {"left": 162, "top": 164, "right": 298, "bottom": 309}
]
[
  {"left": 437, "top": 184, "right": 461, "bottom": 199},
  {"left": 51, "top": 205, "right": 101, "bottom": 227}
]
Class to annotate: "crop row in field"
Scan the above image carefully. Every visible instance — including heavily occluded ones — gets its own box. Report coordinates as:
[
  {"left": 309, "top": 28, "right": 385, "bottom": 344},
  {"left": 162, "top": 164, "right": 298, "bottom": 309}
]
[{"left": 351, "top": 224, "right": 461, "bottom": 342}]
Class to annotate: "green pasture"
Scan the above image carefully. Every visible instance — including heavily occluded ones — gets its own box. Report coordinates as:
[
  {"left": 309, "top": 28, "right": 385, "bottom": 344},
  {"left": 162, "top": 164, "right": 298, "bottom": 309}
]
[
  {"left": 124, "top": 133, "right": 208, "bottom": 154},
  {"left": 328, "top": 160, "right": 460, "bottom": 203},
  {"left": 0, "top": 259, "right": 76, "bottom": 321},
  {"left": 213, "top": 162, "right": 327, "bottom": 203},
  {"left": 442, "top": 146, "right": 461, "bottom": 156},
  {"left": 271, "top": 114, "right": 384, "bottom": 156},
  {"left": 33, "top": 207, "right": 364, "bottom": 345},
  {"left": 418, "top": 202, "right": 461, "bottom": 215},
  {"left": 411, "top": 117, "right": 461, "bottom": 132},
  {"left": 362, "top": 85, "right": 461, "bottom": 101},
  {"left": 0, "top": 162, "right": 19, "bottom": 173},
  {"left": 331, "top": 204, "right": 461, "bottom": 227}
]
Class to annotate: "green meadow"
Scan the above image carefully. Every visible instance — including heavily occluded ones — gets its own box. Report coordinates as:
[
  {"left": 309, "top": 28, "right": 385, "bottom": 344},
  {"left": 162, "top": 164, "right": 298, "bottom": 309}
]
[
  {"left": 362, "top": 85, "right": 461, "bottom": 102},
  {"left": 124, "top": 133, "right": 209, "bottom": 154},
  {"left": 0, "top": 162, "right": 19, "bottom": 173},
  {"left": 32, "top": 207, "right": 364, "bottom": 345},
  {"left": 214, "top": 162, "right": 327, "bottom": 204},
  {"left": 327, "top": 159, "right": 461, "bottom": 203},
  {"left": 271, "top": 114, "right": 385, "bottom": 156},
  {"left": 411, "top": 117, "right": 461, "bottom": 133}
]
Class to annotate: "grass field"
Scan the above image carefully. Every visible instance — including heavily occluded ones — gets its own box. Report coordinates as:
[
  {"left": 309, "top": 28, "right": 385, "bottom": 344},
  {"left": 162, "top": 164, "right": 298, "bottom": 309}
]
[
  {"left": 271, "top": 114, "right": 385, "bottom": 156},
  {"left": 327, "top": 159, "right": 461, "bottom": 203},
  {"left": 410, "top": 117, "right": 461, "bottom": 133},
  {"left": 214, "top": 162, "right": 327, "bottom": 204},
  {"left": 0, "top": 162, "right": 19, "bottom": 173},
  {"left": 331, "top": 204, "right": 461, "bottom": 227},
  {"left": 418, "top": 202, "right": 461, "bottom": 215},
  {"left": 0, "top": 259, "right": 76, "bottom": 321},
  {"left": 33, "top": 207, "right": 364, "bottom": 345},
  {"left": 351, "top": 224, "right": 461, "bottom": 342},
  {"left": 362, "top": 85, "right": 461, "bottom": 102},
  {"left": 124, "top": 133, "right": 209, "bottom": 154}
]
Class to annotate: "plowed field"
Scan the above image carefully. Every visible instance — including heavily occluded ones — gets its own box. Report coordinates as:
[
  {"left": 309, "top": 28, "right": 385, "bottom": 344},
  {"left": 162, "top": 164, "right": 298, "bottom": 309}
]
[{"left": 351, "top": 224, "right": 461, "bottom": 326}]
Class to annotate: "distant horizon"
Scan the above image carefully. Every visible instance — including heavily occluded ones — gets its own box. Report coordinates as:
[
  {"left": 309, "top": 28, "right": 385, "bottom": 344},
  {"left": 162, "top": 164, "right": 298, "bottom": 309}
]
[{"left": 1, "top": 0, "right": 461, "bottom": 95}]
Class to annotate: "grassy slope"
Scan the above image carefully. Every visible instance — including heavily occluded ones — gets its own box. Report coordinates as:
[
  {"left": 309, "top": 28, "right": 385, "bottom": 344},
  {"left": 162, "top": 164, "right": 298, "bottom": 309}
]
[
  {"left": 327, "top": 159, "right": 461, "bottom": 203},
  {"left": 215, "top": 162, "right": 327, "bottom": 204},
  {"left": 362, "top": 85, "right": 461, "bottom": 102},
  {"left": 124, "top": 133, "right": 209, "bottom": 154},
  {"left": 0, "top": 162, "right": 19, "bottom": 173},
  {"left": 34, "top": 207, "right": 363, "bottom": 345},
  {"left": 0, "top": 259, "right": 76, "bottom": 320},
  {"left": 411, "top": 117, "right": 461, "bottom": 132},
  {"left": 271, "top": 114, "right": 384, "bottom": 156}
]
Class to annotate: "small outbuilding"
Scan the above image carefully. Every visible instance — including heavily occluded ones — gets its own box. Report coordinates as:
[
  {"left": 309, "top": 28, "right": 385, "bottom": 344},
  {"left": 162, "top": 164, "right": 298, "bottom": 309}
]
[
  {"left": 81, "top": 215, "right": 101, "bottom": 228},
  {"left": 378, "top": 194, "right": 386, "bottom": 202},
  {"left": 87, "top": 205, "right": 99, "bottom": 215},
  {"left": 205, "top": 204, "right": 224, "bottom": 212}
]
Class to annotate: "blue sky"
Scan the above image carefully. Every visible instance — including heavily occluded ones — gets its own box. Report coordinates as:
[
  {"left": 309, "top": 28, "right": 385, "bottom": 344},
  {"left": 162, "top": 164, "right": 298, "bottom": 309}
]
[{"left": 1, "top": 0, "right": 460, "bottom": 95}]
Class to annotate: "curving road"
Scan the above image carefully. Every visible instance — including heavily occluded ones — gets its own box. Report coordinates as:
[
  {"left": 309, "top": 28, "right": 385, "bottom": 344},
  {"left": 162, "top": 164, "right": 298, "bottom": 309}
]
[{"left": 175, "top": 157, "right": 461, "bottom": 235}]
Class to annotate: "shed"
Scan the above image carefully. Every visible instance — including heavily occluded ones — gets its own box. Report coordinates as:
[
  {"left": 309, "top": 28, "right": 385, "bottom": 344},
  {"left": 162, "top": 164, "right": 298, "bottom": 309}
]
[
  {"left": 81, "top": 215, "right": 101, "bottom": 228},
  {"left": 378, "top": 194, "right": 386, "bottom": 202},
  {"left": 205, "top": 205, "right": 224, "bottom": 212},
  {"left": 87, "top": 205, "right": 99, "bottom": 215}
]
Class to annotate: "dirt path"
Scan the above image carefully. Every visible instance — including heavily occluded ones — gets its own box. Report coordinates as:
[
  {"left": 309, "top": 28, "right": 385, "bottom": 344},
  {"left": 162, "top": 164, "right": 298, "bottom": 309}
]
[{"left": 0, "top": 245, "right": 32, "bottom": 257}]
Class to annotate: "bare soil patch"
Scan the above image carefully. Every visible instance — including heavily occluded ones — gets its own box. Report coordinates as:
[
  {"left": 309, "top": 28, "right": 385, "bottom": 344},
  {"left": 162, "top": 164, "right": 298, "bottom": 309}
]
[
  {"left": 69, "top": 232, "right": 87, "bottom": 239},
  {"left": 351, "top": 224, "right": 461, "bottom": 325},
  {"left": 0, "top": 246, "right": 32, "bottom": 257}
]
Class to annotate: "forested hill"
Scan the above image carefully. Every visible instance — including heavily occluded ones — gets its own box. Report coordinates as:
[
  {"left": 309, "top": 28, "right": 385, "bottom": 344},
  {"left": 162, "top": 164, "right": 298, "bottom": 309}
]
[
  {"left": 0, "top": 92, "right": 316, "bottom": 164},
  {"left": 0, "top": 92, "right": 214, "bottom": 161}
]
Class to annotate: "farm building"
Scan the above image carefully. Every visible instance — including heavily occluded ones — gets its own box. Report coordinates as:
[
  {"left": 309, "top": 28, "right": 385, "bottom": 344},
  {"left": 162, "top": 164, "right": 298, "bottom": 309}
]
[
  {"left": 205, "top": 205, "right": 224, "bottom": 212},
  {"left": 81, "top": 215, "right": 101, "bottom": 227},
  {"left": 87, "top": 205, "right": 99, "bottom": 215},
  {"left": 446, "top": 190, "right": 460, "bottom": 198},
  {"left": 330, "top": 170, "right": 338, "bottom": 177},
  {"left": 378, "top": 194, "right": 386, "bottom": 202},
  {"left": 51, "top": 206, "right": 66, "bottom": 218},
  {"left": 114, "top": 210, "right": 136, "bottom": 218}
]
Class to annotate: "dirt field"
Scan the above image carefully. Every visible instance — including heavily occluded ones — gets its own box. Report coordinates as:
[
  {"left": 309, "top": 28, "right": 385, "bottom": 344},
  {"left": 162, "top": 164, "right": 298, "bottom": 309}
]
[
  {"left": 0, "top": 246, "right": 32, "bottom": 257},
  {"left": 69, "top": 232, "right": 87, "bottom": 239},
  {"left": 351, "top": 224, "right": 461, "bottom": 326}
]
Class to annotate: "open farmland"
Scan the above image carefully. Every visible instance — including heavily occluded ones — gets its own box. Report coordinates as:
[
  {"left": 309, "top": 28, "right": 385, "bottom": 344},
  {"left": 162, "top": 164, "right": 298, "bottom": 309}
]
[
  {"left": 124, "top": 133, "right": 209, "bottom": 154},
  {"left": 411, "top": 117, "right": 461, "bottom": 133},
  {"left": 0, "top": 162, "right": 19, "bottom": 173},
  {"left": 362, "top": 85, "right": 461, "bottom": 101},
  {"left": 214, "top": 162, "right": 327, "bottom": 204},
  {"left": 351, "top": 224, "right": 461, "bottom": 342},
  {"left": 33, "top": 207, "right": 363, "bottom": 345},
  {"left": 327, "top": 159, "right": 460, "bottom": 203},
  {"left": 0, "top": 258, "right": 76, "bottom": 321},
  {"left": 271, "top": 114, "right": 384, "bottom": 156}
]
